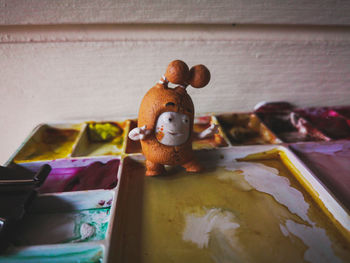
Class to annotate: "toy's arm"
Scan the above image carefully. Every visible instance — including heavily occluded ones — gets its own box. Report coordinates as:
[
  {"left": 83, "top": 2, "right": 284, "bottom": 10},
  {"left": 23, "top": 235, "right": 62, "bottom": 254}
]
[
  {"left": 196, "top": 123, "right": 219, "bottom": 139},
  {"left": 128, "top": 125, "right": 152, "bottom": 141}
]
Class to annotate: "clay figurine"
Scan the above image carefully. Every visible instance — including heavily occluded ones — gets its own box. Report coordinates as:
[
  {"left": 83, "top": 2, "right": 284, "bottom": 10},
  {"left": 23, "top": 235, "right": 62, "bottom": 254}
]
[{"left": 128, "top": 60, "right": 218, "bottom": 176}]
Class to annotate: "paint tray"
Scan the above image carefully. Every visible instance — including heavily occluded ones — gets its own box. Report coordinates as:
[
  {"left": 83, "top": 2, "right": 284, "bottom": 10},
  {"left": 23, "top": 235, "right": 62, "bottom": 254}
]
[
  {"left": 216, "top": 112, "right": 281, "bottom": 145},
  {"left": 112, "top": 146, "right": 350, "bottom": 263}
]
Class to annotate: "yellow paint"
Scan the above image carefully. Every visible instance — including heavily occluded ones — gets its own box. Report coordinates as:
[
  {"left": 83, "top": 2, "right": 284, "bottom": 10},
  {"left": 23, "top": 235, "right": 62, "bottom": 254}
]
[
  {"left": 73, "top": 121, "right": 127, "bottom": 157},
  {"left": 14, "top": 126, "right": 81, "bottom": 162},
  {"left": 118, "top": 157, "right": 350, "bottom": 262}
]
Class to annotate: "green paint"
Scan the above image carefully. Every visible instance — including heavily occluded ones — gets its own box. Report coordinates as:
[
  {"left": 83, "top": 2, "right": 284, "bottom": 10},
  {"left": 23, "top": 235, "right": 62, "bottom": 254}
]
[
  {"left": 88, "top": 122, "right": 122, "bottom": 142},
  {"left": 0, "top": 245, "right": 103, "bottom": 263}
]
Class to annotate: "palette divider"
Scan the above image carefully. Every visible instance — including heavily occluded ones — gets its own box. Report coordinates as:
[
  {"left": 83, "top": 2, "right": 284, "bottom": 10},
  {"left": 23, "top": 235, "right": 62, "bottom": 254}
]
[
  {"left": 278, "top": 145, "right": 350, "bottom": 240},
  {"left": 104, "top": 154, "right": 135, "bottom": 263},
  {"left": 214, "top": 111, "right": 282, "bottom": 145},
  {"left": 68, "top": 122, "right": 89, "bottom": 158},
  {"left": 209, "top": 115, "right": 232, "bottom": 147}
]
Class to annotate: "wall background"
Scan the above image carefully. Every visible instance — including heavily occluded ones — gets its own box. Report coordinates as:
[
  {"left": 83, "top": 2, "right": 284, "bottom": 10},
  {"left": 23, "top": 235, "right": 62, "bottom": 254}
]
[{"left": 1, "top": 0, "right": 350, "bottom": 164}]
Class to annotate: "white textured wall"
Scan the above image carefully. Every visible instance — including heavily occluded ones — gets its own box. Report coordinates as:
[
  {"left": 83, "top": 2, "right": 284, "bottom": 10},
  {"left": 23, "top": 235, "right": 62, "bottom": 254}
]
[{"left": 1, "top": 1, "right": 350, "bottom": 164}]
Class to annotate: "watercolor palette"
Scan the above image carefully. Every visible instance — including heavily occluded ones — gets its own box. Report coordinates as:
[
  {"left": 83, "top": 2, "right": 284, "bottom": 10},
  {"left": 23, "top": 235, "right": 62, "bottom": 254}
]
[{"left": 2, "top": 104, "right": 350, "bottom": 262}]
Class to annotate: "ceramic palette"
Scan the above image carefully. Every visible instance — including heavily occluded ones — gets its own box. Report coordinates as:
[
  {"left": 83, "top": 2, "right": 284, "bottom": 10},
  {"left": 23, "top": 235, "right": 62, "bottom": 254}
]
[{"left": 1, "top": 105, "right": 350, "bottom": 262}]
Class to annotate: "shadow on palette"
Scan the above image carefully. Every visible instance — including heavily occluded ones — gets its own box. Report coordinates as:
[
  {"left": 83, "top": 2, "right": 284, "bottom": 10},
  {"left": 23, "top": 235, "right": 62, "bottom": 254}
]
[
  {"left": 0, "top": 192, "right": 112, "bottom": 262},
  {"left": 112, "top": 147, "right": 350, "bottom": 263}
]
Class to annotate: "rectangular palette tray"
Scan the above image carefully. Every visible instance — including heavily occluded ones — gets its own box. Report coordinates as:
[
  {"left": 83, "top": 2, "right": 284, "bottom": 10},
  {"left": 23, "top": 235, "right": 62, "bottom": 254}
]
[
  {"left": 2, "top": 105, "right": 350, "bottom": 262},
  {"left": 112, "top": 145, "right": 350, "bottom": 262}
]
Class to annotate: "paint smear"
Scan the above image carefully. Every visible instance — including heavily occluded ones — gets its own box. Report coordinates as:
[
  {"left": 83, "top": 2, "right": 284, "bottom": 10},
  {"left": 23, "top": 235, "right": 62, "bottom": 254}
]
[
  {"left": 183, "top": 208, "right": 240, "bottom": 249},
  {"left": 224, "top": 160, "right": 311, "bottom": 224},
  {"left": 14, "top": 207, "right": 110, "bottom": 246},
  {"left": 14, "top": 126, "right": 80, "bottom": 161},
  {"left": 281, "top": 220, "right": 341, "bottom": 263},
  {"left": 39, "top": 159, "right": 119, "bottom": 193}
]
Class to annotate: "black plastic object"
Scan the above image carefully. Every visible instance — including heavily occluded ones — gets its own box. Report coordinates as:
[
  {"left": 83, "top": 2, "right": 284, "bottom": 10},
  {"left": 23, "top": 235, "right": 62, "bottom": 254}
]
[{"left": 0, "top": 163, "right": 51, "bottom": 252}]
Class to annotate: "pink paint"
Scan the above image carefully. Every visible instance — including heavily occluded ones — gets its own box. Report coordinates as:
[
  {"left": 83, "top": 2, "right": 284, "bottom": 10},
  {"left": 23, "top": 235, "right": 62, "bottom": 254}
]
[
  {"left": 38, "top": 159, "right": 119, "bottom": 194},
  {"left": 295, "top": 108, "right": 350, "bottom": 139},
  {"left": 63, "top": 160, "right": 119, "bottom": 192},
  {"left": 290, "top": 141, "right": 350, "bottom": 210}
]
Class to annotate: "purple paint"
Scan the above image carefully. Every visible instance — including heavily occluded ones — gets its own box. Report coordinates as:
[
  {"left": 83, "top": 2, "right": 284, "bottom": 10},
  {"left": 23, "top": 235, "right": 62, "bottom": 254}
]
[
  {"left": 290, "top": 141, "right": 350, "bottom": 210},
  {"left": 295, "top": 108, "right": 350, "bottom": 139},
  {"left": 38, "top": 159, "right": 119, "bottom": 194}
]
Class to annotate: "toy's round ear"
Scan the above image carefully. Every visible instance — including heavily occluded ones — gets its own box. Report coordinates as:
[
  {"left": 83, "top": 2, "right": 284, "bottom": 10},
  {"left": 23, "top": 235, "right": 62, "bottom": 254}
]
[
  {"left": 164, "top": 60, "right": 189, "bottom": 85},
  {"left": 188, "top": 64, "right": 210, "bottom": 88}
]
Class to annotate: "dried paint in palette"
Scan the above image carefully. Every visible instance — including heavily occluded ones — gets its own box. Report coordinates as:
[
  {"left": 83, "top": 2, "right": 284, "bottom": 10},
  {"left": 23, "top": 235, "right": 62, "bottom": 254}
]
[
  {"left": 14, "top": 124, "right": 82, "bottom": 162},
  {"left": 192, "top": 116, "right": 228, "bottom": 150},
  {"left": 21, "top": 158, "right": 120, "bottom": 194},
  {"left": 114, "top": 149, "right": 350, "bottom": 263},
  {"left": 72, "top": 121, "right": 127, "bottom": 157},
  {"left": 0, "top": 244, "right": 103, "bottom": 263},
  {"left": 14, "top": 207, "right": 110, "bottom": 246},
  {"left": 295, "top": 108, "right": 350, "bottom": 139},
  {"left": 217, "top": 113, "right": 279, "bottom": 145},
  {"left": 290, "top": 140, "right": 350, "bottom": 210},
  {"left": 256, "top": 111, "right": 329, "bottom": 142}
]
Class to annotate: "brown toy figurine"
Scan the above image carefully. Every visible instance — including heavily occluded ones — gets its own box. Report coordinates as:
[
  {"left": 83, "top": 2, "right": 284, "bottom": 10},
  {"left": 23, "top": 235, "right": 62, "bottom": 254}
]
[{"left": 128, "top": 60, "right": 217, "bottom": 176}]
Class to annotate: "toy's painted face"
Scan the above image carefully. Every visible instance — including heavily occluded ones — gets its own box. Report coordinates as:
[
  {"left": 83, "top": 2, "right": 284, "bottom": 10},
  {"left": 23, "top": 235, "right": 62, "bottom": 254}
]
[{"left": 155, "top": 111, "right": 190, "bottom": 146}]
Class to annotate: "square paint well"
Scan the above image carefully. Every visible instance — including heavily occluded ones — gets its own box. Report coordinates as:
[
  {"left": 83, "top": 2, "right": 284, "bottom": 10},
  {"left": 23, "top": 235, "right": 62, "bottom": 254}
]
[
  {"left": 217, "top": 113, "right": 280, "bottom": 145},
  {"left": 13, "top": 124, "right": 83, "bottom": 162},
  {"left": 18, "top": 157, "right": 120, "bottom": 194},
  {"left": 72, "top": 121, "right": 128, "bottom": 157}
]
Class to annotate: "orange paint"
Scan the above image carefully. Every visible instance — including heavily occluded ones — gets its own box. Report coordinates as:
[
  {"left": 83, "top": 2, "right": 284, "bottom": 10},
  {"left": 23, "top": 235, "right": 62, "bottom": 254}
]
[{"left": 156, "top": 130, "right": 164, "bottom": 141}]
